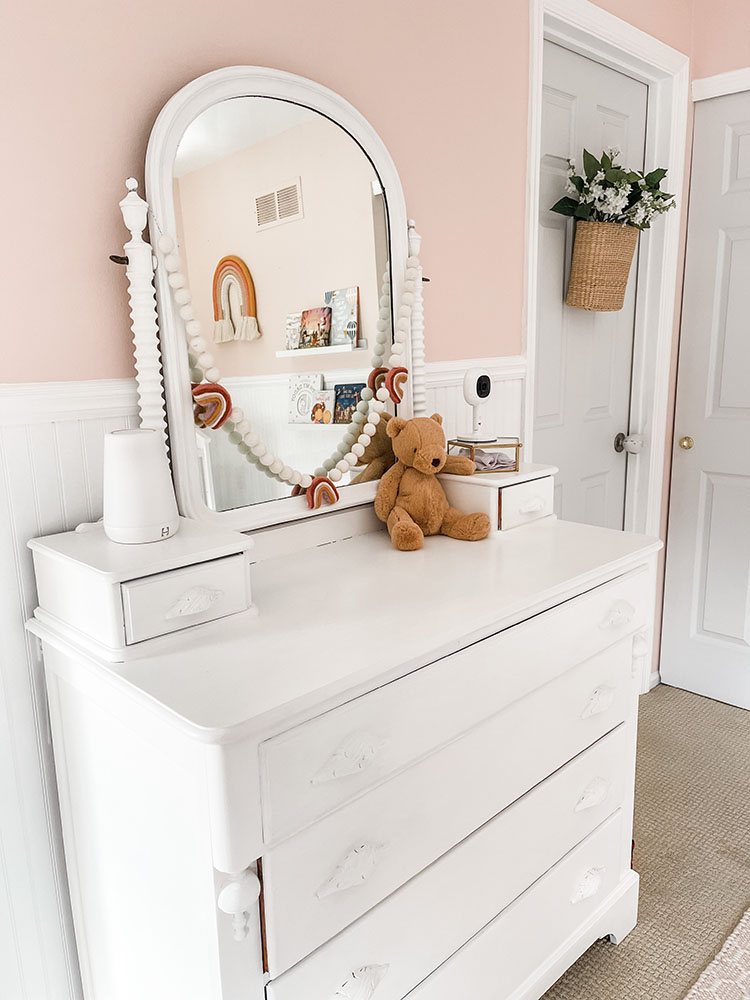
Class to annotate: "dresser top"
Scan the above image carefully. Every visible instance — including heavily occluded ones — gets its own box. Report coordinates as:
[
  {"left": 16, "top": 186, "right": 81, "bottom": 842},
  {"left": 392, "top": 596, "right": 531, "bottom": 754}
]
[
  {"left": 28, "top": 517, "right": 251, "bottom": 581},
  {"left": 34, "top": 519, "right": 660, "bottom": 741}
]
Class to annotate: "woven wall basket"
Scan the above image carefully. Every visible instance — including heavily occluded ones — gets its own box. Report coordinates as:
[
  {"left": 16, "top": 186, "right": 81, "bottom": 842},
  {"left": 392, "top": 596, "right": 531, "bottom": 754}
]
[{"left": 566, "top": 220, "right": 639, "bottom": 312}]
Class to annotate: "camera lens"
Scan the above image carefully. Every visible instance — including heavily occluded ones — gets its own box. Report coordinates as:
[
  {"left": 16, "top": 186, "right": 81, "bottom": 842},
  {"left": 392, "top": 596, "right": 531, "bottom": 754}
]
[{"left": 476, "top": 375, "right": 491, "bottom": 399}]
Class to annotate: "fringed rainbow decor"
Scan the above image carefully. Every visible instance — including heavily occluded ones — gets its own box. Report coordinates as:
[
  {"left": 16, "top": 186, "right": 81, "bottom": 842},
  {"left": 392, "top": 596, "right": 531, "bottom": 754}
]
[
  {"left": 212, "top": 255, "right": 261, "bottom": 343},
  {"left": 292, "top": 475, "right": 340, "bottom": 509},
  {"left": 192, "top": 382, "right": 232, "bottom": 429},
  {"left": 385, "top": 366, "right": 409, "bottom": 403}
]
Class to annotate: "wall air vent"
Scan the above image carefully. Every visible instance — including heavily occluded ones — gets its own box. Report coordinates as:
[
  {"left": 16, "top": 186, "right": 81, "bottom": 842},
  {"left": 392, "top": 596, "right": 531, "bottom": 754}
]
[{"left": 255, "top": 177, "right": 303, "bottom": 230}]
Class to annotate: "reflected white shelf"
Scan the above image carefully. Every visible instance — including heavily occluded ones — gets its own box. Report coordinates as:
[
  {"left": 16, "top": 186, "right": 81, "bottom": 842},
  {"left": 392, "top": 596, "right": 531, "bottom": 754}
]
[{"left": 275, "top": 341, "right": 368, "bottom": 359}]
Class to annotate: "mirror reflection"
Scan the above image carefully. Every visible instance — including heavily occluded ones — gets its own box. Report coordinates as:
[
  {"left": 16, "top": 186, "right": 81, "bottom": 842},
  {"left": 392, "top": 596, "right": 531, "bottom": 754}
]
[{"left": 173, "top": 97, "right": 391, "bottom": 511}]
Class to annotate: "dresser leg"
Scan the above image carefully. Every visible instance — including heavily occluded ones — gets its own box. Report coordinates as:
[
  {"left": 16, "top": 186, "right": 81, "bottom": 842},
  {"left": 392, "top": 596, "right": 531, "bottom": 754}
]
[{"left": 605, "top": 876, "right": 639, "bottom": 945}]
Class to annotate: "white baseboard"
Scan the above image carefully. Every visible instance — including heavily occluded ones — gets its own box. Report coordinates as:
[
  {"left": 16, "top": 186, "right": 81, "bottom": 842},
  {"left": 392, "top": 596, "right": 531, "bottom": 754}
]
[{"left": 648, "top": 671, "right": 661, "bottom": 691}]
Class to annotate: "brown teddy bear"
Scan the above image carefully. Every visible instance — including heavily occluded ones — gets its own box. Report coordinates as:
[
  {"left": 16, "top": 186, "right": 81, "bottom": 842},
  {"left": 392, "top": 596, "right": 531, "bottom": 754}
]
[{"left": 374, "top": 413, "right": 491, "bottom": 550}]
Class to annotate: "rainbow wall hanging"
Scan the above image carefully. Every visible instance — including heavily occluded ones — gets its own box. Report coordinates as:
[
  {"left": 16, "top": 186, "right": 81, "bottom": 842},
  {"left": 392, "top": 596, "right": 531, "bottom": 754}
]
[{"left": 212, "top": 255, "right": 261, "bottom": 343}]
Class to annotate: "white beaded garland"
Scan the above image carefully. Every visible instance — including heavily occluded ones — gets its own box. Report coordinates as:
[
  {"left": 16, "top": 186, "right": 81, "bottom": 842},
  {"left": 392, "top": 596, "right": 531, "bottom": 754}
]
[{"left": 162, "top": 230, "right": 420, "bottom": 496}]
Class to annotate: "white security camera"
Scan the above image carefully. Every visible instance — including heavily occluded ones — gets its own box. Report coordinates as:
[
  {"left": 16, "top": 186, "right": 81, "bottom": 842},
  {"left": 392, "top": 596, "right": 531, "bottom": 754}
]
[{"left": 457, "top": 368, "right": 495, "bottom": 443}]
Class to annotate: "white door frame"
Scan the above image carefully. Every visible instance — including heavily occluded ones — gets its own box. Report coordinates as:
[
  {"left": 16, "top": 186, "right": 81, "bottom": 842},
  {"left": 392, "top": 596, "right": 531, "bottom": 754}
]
[{"left": 523, "top": 0, "right": 690, "bottom": 537}]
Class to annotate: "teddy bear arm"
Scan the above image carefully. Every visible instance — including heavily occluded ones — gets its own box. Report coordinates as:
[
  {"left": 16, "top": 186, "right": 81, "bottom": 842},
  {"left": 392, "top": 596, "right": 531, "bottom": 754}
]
[
  {"left": 374, "top": 462, "right": 406, "bottom": 522},
  {"left": 442, "top": 454, "right": 476, "bottom": 476},
  {"left": 350, "top": 456, "right": 389, "bottom": 485}
]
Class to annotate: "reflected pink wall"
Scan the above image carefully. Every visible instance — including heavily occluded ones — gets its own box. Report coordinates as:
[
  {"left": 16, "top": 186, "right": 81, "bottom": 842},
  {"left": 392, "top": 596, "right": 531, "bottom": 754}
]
[{"left": 1, "top": 0, "right": 747, "bottom": 383}]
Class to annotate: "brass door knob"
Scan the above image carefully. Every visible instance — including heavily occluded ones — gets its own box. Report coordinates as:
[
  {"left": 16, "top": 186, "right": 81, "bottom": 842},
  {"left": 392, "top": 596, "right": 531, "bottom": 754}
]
[{"left": 679, "top": 436, "right": 694, "bottom": 450}]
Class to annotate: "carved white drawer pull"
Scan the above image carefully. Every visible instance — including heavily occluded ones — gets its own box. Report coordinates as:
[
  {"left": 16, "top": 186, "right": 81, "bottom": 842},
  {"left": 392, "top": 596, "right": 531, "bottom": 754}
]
[
  {"left": 574, "top": 777, "right": 609, "bottom": 812},
  {"left": 165, "top": 585, "right": 223, "bottom": 619},
  {"left": 581, "top": 684, "right": 616, "bottom": 719},
  {"left": 317, "top": 842, "right": 385, "bottom": 899},
  {"left": 312, "top": 732, "right": 388, "bottom": 785},
  {"left": 519, "top": 497, "right": 545, "bottom": 514},
  {"left": 334, "top": 965, "right": 389, "bottom": 999},
  {"left": 217, "top": 868, "right": 261, "bottom": 941},
  {"left": 571, "top": 866, "right": 605, "bottom": 903},
  {"left": 599, "top": 599, "right": 636, "bottom": 630}
]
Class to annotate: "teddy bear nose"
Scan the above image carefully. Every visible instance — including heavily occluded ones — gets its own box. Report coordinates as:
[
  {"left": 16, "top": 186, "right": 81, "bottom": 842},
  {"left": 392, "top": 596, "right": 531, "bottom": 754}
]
[{"left": 431, "top": 458, "right": 441, "bottom": 467}]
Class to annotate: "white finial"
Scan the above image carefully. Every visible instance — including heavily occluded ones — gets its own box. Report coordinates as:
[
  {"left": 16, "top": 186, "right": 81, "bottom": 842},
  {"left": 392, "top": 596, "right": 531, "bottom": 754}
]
[{"left": 120, "top": 178, "right": 147, "bottom": 239}]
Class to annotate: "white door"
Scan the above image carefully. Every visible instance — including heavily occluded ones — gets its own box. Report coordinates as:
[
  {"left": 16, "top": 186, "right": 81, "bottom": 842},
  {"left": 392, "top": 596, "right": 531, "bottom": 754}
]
[
  {"left": 533, "top": 42, "right": 648, "bottom": 529},
  {"left": 661, "top": 91, "right": 750, "bottom": 710}
]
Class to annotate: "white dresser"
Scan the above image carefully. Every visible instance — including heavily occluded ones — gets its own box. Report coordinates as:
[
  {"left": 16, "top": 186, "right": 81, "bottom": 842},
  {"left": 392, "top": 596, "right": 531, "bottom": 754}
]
[{"left": 28, "top": 516, "right": 659, "bottom": 1000}]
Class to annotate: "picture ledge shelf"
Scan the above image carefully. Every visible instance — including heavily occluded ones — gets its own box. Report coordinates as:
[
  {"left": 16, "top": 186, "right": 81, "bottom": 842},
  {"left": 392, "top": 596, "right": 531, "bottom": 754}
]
[{"left": 275, "top": 341, "right": 369, "bottom": 358}]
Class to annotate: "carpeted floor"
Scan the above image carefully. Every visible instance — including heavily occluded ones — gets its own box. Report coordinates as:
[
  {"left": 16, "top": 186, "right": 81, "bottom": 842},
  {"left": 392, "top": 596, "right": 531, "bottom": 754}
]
[{"left": 543, "top": 684, "right": 750, "bottom": 1000}]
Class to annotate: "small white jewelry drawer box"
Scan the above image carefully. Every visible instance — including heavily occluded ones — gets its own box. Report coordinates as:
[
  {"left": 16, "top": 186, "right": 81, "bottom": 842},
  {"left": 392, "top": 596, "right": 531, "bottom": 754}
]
[
  {"left": 29, "top": 517, "right": 254, "bottom": 660},
  {"left": 440, "top": 463, "right": 557, "bottom": 532}
]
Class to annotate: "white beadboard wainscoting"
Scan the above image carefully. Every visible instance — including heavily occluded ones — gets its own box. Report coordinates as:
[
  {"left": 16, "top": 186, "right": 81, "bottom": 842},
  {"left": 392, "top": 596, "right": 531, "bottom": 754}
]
[
  {"left": 0, "top": 355, "right": 525, "bottom": 1000},
  {"left": 0, "top": 380, "right": 139, "bottom": 1000}
]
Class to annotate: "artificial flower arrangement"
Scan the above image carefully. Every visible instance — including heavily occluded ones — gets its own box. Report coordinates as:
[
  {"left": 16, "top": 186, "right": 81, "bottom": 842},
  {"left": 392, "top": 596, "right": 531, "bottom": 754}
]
[{"left": 550, "top": 147, "right": 676, "bottom": 312}]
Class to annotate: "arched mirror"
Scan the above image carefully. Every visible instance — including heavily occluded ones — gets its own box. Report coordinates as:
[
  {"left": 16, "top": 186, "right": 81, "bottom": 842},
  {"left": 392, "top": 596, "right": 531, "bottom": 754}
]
[{"left": 145, "top": 68, "right": 421, "bottom": 531}]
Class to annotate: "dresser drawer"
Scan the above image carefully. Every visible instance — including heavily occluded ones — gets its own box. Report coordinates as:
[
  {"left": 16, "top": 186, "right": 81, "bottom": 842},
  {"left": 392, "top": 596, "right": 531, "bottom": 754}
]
[
  {"left": 260, "top": 566, "right": 648, "bottom": 841},
  {"left": 407, "top": 813, "right": 627, "bottom": 1000},
  {"left": 499, "top": 477, "right": 554, "bottom": 530},
  {"left": 265, "top": 742, "right": 628, "bottom": 1000},
  {"left": 261, "top": 645, "right": 634, "bottom": 975},
  {"left": 120, "top": 554, "right": 250, "bottom": 644}
]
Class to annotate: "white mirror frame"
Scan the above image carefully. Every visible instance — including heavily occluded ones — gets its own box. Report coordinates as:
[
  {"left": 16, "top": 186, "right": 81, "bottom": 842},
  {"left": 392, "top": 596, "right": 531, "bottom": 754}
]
[{"left": 144, "top": 66, "right": 423, "bottom": 532}]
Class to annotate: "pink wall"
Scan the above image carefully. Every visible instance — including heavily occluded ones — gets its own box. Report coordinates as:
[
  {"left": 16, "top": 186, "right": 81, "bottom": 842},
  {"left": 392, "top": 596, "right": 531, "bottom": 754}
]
[
  {"left": 691, "top": 0, "right": 750, "bottom": 78},
  {"left": 2, "top": 0, "right": 747, "bottom": 383}
]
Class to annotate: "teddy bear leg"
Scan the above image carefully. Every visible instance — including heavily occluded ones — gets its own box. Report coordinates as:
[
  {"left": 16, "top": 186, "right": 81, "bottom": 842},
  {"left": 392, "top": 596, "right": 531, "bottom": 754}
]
[
  {"left": 387, "top": 506, "right": 424, "bottom": 551},
  {"left": 440, "top": 506, "right": 491, "bottom": 542}
]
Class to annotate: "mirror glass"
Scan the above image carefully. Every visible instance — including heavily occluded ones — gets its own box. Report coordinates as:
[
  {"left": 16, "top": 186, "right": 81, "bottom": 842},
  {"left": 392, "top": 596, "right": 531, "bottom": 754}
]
[{"left": 172, "top": 97, "right": 391, "bottom": 511}]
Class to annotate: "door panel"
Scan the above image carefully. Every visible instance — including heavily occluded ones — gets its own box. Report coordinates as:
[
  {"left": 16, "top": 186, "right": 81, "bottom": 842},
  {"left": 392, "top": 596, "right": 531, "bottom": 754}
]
[
  {"left": 661, "top": 92, "right": 750, "bottom": 709},
  {"left": 534, "top": 42, "right": 648, "bottom": 529}
]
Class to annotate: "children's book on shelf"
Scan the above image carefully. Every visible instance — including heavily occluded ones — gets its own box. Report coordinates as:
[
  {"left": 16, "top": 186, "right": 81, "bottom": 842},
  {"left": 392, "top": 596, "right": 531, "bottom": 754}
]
[
  {"left": 324, "top": 287, "right": 359, "bottom": 346},
  {"left": 289, "top": 373, "right": 323, "bottom": 423},
  {"left": 285, "top": 312, "right": 302, "bottom": 350},
  {"left": 310, "top": 391, "right": 335, "bottom": 424},
  {"left": 299, "top": 307, "right": 331, "bottom": 348},
  {"left": 334, "top": 382, "right": 366, "bottom": 424}
]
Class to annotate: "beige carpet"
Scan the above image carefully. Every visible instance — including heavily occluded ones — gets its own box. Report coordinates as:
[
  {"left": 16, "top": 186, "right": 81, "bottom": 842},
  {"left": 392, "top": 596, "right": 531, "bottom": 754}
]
[{"left": 543, "top": 684, "right": 750, "bottom": 1000}]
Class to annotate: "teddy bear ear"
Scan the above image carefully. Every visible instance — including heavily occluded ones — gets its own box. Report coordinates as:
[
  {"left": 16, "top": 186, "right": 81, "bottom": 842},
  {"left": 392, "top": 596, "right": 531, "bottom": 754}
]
[
  {"left": 386, "top": 417, "right": 408, "bottom": 439},
  {"left": 430, "top": 413, "right": 443, "bottom": 426}
]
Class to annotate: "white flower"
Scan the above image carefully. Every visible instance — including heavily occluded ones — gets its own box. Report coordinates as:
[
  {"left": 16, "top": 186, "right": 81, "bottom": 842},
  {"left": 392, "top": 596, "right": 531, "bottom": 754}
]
[
  {"left": 565, "top": 178, "right": 578, "bottom": 195},
  {"left": 605, "top": 145, "right": 621, "bottom": 162}
]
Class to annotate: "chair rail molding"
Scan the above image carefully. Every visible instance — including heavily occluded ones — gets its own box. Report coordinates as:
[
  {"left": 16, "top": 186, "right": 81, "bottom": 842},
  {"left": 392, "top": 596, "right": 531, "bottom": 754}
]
[
  {"left": 692, "top": 67, "right": 750, "bottom": 102},
  {"left": 524, "top": 0, "right": 690, "bottom": 537}
]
